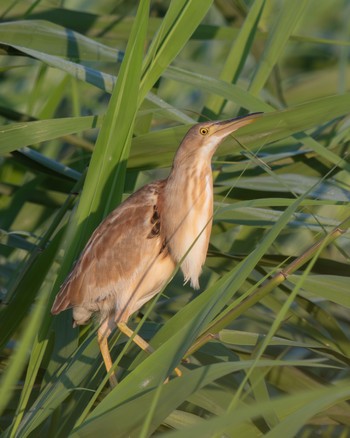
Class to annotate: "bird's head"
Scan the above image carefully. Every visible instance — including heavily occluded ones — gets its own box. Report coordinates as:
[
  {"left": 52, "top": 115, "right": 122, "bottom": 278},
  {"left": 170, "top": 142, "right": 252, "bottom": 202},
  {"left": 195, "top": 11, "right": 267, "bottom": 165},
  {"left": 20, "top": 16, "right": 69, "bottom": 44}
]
[{"left": 179, "top": 112, "right": 262, "bottom": 159}]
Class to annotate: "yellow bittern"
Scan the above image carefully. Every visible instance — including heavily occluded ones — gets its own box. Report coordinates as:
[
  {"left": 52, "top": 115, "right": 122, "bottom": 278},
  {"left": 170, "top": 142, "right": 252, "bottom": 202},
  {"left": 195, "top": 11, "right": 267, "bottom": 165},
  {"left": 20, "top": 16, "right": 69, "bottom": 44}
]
[{"left": 51, "top": 113, "right": 261, "bottom": 385}]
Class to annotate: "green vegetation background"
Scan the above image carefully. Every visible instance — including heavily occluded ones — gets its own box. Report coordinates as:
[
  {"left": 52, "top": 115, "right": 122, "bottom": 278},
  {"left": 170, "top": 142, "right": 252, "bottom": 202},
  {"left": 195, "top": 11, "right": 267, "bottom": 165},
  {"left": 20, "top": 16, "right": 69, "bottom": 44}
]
[{"left": 0, "top": 0, "right": 350, "bottom": 436}]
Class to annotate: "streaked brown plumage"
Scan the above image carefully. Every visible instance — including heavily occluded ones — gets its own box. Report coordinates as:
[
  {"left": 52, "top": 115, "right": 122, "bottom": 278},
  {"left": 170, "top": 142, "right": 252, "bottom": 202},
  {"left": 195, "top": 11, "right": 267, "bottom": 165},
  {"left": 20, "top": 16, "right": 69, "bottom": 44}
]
[{"left": 51, "top": 113, "right": 261, "bottom": 385}]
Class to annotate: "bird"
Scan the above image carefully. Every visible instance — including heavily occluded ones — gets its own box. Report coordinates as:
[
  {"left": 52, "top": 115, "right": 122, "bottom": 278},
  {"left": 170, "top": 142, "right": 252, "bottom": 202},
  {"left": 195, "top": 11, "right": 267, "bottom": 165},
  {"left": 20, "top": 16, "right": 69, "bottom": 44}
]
[{"left": 51, "top": 112, "right": 261, "bottom": 386}]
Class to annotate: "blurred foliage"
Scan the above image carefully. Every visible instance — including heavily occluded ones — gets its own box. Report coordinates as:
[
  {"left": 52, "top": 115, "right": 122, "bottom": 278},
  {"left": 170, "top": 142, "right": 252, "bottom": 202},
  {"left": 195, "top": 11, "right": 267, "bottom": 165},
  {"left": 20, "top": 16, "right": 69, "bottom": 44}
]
[{"left": 0, "top": 0, "right": 350, "bottom": 437}]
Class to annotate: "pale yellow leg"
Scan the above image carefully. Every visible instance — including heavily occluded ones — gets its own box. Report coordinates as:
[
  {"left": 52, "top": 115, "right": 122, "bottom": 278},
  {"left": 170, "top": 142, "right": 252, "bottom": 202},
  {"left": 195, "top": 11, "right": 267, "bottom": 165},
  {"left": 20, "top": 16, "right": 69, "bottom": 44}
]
[
  {"left": 98, "top": 323, "right": 117, "bottom": 387},
  {"left": 117, "top": 321, "right": 154, "bottom": 353},
  {"left": 117, "top": 321, "right": 182, "bottom": 377}
]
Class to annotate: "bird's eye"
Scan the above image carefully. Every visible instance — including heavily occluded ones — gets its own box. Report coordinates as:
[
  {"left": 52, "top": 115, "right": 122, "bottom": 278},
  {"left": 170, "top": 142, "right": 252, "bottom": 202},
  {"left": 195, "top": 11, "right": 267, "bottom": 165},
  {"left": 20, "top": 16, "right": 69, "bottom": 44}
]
[{"left": 199, "top": 127, "right": 209, "bottom": 136}]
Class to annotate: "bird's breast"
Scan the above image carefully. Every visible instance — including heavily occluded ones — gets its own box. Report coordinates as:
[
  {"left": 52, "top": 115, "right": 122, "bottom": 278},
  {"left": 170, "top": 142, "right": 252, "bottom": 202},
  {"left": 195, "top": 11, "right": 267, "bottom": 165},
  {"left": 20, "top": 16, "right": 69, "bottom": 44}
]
[{"left": 162, "top": 166, "right": 213, "bottom": 289}]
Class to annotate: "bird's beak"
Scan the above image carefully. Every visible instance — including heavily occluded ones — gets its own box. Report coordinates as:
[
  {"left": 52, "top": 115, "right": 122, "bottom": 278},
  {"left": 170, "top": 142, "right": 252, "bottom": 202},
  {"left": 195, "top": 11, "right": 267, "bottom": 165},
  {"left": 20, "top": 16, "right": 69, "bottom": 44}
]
[{"left": 213, "top": 112, "right": 263, "bottom": 139}]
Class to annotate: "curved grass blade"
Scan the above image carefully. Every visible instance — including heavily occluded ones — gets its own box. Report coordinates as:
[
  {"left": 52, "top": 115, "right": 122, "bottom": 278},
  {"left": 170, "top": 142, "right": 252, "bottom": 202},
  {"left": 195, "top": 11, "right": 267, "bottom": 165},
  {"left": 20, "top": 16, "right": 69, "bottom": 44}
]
[{"left": 0, "top": 115, "right": 102, "bottom": 155}]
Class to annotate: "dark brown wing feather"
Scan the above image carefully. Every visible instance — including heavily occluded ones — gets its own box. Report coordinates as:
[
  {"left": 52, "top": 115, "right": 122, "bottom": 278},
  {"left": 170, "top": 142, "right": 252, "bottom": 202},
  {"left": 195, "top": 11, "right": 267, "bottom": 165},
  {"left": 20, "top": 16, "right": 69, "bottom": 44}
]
[{"left": 51, "top": 180, "right": 167, "bottom": 319}]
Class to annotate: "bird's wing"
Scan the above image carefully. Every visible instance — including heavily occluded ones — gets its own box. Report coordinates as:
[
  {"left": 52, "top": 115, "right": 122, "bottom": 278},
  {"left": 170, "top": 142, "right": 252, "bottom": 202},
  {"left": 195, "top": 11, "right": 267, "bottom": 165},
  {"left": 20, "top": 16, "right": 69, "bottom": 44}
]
[{"left": 51, "top": 180, "right": 167, "bottom": 316}]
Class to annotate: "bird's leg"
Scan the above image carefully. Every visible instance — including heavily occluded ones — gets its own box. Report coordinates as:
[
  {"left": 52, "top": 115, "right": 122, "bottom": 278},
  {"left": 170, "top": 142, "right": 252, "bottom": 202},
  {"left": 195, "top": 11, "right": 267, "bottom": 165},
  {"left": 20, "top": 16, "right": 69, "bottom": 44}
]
[
  {"left": 117, "top": 321, "right": 182, "bottom": 377},
  {"left": 117, "top": 321, "right": 153, "bottom": 353},
  {"left": 98, "top": 319, "right": 117, "bottom": 387}
]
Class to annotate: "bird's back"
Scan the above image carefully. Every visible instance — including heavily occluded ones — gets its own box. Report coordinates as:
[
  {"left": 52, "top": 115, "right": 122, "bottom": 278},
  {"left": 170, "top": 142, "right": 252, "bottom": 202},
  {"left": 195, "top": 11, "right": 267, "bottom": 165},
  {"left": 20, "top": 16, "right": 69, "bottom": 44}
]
[{"left": 51, "top": 180, "right": 176, "bottom": 325}]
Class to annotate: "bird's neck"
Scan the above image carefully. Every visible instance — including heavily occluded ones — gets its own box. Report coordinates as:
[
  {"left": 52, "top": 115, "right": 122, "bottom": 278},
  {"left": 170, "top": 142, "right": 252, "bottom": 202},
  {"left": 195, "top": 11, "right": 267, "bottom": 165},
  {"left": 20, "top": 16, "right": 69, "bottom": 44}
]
[
  {"left": 167, "top": 154, "right": 213, "bottom": 198},
  {"left": 172, "top": 141, "right": 215, "bottom": 170}
]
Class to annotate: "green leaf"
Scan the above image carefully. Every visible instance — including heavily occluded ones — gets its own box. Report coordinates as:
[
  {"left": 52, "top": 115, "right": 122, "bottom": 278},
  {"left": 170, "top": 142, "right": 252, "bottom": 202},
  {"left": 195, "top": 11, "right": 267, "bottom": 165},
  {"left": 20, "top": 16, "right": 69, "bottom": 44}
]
[
  {"left": 0, "top": 20, "right": 120, "bottom": 62},
  {"left": 157, "top": 381, "right": 350, "bottom": 438},
  {"left": 248, "top": 0, "right": 309, "bottom": 95},
  {"left": 0, "top": 115, "right": 102, "bottom": 155},
  {"left": 289, "top": 274, "right": 350, "bottom": 309},
  {"left": 139, "top": 0, "right": 213, "bottom": 102},
  {"left": 72, "top": 359, "right": 330, "bottom": 437}
]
